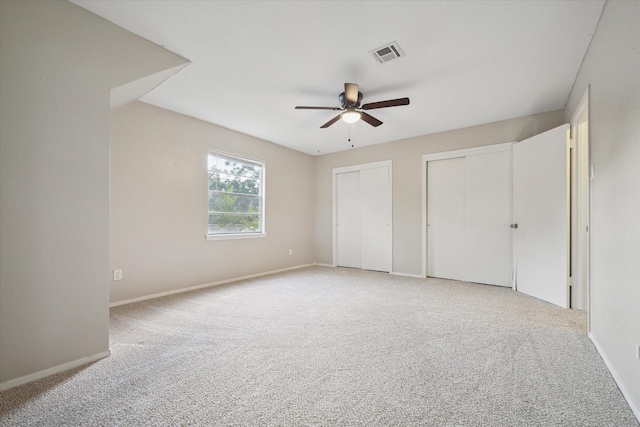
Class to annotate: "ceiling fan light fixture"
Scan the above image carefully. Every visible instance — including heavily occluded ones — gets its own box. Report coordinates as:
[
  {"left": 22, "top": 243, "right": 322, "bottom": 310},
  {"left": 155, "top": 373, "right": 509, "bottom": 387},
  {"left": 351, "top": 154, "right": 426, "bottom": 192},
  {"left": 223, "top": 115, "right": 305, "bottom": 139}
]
[
  {"left": 295, "top": 82, "right": 408, "bottom": 129},
  {"left": 341, "top": 109, "right": 361, "bottom": 124}
]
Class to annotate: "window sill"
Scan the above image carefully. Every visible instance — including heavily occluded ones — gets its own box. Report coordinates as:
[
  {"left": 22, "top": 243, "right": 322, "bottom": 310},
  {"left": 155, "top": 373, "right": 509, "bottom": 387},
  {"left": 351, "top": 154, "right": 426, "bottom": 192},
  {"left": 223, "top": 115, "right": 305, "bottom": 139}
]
[{"left": 206, "top": 232, "right": 267, "bottom": 241}]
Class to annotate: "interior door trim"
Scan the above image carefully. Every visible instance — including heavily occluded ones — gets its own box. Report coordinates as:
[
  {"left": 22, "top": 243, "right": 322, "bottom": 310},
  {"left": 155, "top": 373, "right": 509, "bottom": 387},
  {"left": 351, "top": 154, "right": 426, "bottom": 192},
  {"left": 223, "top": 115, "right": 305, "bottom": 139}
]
[{"left": 570, "top": 85, "right": 590, "bottom": 328}]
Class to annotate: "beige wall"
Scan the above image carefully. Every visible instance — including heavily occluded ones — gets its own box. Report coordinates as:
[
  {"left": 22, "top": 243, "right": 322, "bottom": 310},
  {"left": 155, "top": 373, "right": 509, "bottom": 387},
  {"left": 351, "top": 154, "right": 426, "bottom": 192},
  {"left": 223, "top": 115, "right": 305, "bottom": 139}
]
[
  {"left": 564, "top": 0, "right": 640, "bottom": 416},
  {"left": 0, "top": 0, "right": 187, "bottom": 387},
  {"left": 110, "top": 102, "right": 315, "bottom": 303},
  {"left": 314, "top": 110, "right": 565, "bottom": 275}
]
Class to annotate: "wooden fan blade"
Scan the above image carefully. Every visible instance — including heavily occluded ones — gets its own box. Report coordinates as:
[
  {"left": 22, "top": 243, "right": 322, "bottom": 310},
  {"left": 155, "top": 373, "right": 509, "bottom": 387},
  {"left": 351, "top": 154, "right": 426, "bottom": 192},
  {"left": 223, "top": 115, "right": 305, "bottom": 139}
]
[
  {"left": 344, "top": 83, "right": 359, "bottom": 105},
  {"left": 360, "top": 112, "right": 383, "bottom": 127},
  {"left": 361, "top": 97, "right": 410, "bottom": 110},
  {"left": 295, "top": 106, "right": 341, "bottom": 110},
  {"left": 320, "top": 114, "right": 342, "bottom": 128}
]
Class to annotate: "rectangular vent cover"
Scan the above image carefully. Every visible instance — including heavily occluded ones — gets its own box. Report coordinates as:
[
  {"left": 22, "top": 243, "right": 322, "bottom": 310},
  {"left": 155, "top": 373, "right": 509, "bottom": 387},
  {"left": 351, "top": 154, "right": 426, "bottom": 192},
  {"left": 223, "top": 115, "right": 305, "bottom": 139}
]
[{"left": 370, "top": 42, "right": 404, "bottom": 64}]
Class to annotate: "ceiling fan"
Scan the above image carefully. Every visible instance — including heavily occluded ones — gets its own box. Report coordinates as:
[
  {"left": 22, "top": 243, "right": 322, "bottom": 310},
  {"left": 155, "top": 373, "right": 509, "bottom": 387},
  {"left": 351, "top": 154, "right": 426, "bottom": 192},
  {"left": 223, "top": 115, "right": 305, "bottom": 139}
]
[{"left": 295, "top": 83, "right": 410, "bottom": 128}]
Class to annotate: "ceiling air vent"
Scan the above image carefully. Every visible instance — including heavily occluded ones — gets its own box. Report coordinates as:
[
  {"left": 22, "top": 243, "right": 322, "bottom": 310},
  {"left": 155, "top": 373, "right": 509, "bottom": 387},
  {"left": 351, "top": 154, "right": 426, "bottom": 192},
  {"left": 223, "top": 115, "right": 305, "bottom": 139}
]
[{"left": 370, "top": 42, "right": 404, "bottom": 64}]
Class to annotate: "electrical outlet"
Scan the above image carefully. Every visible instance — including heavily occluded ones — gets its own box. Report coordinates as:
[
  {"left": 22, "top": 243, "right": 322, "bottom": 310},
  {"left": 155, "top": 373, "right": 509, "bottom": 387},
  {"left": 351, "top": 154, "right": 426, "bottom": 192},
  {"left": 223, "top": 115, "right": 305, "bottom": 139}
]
[
  {"left": 113, "top": 269, "right": 123, "bottom": 281},
  {"left": 288, "top": 249, "right": 293, "bottom": 256},
  {"left": 636, "top": 344, "right": 640, "bottom": 360}
]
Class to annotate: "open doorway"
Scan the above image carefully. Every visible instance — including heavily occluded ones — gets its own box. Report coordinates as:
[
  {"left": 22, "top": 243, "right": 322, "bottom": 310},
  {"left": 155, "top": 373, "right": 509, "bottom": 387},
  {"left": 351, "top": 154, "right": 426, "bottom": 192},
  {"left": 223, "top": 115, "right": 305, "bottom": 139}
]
[{"left": 570, "top": 87, "right": 590, "bottom": 323}]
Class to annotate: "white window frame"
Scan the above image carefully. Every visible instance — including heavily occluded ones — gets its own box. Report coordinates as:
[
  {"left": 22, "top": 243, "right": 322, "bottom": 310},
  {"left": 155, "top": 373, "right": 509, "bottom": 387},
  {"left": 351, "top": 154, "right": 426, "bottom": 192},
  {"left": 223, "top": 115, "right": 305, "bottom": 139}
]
[{"left": 206, "top": 150, "right": 266, "bottom": 241}]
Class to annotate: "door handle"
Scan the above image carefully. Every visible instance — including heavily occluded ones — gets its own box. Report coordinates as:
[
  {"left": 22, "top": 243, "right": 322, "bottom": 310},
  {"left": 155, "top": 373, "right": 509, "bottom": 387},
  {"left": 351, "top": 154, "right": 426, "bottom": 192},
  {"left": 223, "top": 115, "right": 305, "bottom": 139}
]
[{"left": 510, "top": 223, "right": 518, "bottom": 229}]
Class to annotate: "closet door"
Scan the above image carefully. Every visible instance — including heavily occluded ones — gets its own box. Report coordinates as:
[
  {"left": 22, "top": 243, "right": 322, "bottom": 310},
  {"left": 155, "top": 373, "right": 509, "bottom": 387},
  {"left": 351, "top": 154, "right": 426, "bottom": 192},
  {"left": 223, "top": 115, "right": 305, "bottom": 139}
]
[
  {"left": 427, "top": 157, "right": 466, "bottom": 281},
  {"left": 464, "top": 151, "right": 512, "bottom": 286},
  {"left": 336, "top": 171, "right": 361, "bottom": 269},
  {"left": 360, "top": 167, "right": 391, "bottom": 272},
  {"left": 427, "top": 150, "right": 512, "bottom": 286},
  {"left": 335, "top": 163, "right": 392, "bottom": 272}
]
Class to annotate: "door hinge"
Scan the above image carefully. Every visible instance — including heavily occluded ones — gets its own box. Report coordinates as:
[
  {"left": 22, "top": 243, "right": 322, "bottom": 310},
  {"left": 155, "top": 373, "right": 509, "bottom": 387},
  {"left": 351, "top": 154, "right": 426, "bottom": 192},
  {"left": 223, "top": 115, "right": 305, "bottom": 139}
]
[
  {"left": 568, "top": 277, "right": 573, "bottom": 287},
  {"left": 569, "top": 127, "right": 575, "bottom": 148}
]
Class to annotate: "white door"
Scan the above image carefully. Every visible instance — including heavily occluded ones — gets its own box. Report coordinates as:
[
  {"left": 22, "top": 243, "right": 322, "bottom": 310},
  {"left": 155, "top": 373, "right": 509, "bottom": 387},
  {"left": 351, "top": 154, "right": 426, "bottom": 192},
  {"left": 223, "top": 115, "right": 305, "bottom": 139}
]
[
  {"left": 513, "top": 124, "right": 570, "bottom": 308},
  {"left": 360, "top": 167, "right": 392, "bottom": 272},
  {"left": 337, "top": 171, "right": 361, "bottom": 268},
  {"left": 335, "top": 164, "right": 392, "bottom": 272},
  {"left": 465, "top": 151, "right": 513, "bottom": 286},
  {"left": 427, "top": 157, "right": 466, "bottom": 281},
  {"left": 427, "top": 150, "right": 512, "bottom": 286}
]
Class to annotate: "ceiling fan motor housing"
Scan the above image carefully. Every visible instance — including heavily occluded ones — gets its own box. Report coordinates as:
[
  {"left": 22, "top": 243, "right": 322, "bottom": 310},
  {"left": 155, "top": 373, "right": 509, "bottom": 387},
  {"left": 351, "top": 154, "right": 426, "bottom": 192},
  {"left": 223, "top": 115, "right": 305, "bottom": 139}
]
[
  {"left": 339, "top": 91, "right": 363, "bottom": 109},
  {"left": 295, "top": 82, "right": 409, "bottom": 128}
]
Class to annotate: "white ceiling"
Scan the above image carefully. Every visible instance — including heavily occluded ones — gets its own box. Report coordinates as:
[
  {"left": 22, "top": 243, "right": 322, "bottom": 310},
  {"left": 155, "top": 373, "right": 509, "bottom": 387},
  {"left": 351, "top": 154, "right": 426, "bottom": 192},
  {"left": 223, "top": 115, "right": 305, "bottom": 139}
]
[{"left": 72, "top": 0, "right": 605, "bottom": 156}]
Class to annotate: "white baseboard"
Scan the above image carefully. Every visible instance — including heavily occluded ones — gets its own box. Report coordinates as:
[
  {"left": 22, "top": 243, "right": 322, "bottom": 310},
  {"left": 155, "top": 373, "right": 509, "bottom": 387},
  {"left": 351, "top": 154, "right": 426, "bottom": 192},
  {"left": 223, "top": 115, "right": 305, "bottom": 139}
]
[
  {"left": 314, "top": 263, "right": 334, "bottom": 268},
  {"left": 0, "top": 351, "right": 110, "bottom": 392},
  {"left": 110, "top": 264, "right": 315, "bottom": 307},
  {"left": 391, "top": 271, "right": 424, "bottom": 278},
  {"left": 589, "top": 332, "right": 640, "bottom": 422}
]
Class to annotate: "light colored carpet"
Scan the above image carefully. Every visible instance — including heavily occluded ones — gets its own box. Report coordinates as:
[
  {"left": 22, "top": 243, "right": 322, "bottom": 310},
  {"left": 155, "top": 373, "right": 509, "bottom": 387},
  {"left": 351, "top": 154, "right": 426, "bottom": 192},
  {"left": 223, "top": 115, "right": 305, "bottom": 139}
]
[{"left": 1, "top": 266, "right": 637, "bottom": 426}]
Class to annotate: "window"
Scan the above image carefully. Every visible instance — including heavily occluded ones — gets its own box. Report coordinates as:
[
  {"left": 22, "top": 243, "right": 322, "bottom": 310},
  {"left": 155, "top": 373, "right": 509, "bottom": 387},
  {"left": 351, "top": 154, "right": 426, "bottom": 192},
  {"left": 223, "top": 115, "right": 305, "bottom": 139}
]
[{"left": 207, "top": 150, "right": 264, "bottom": 239}]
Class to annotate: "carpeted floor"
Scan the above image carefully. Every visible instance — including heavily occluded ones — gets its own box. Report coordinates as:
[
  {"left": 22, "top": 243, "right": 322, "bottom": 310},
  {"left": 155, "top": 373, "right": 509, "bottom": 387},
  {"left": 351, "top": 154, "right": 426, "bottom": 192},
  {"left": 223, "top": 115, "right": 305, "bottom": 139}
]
[{"left": 1, "top": 266, "right": 637, "bottom": 426}]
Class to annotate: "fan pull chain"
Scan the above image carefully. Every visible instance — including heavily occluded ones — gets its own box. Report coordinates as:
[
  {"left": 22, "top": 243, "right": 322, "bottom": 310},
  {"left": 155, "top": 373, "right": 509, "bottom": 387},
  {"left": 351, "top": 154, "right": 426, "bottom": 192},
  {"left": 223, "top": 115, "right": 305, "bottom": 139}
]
[{"left": 348, "top": 124, "right": 354, "bottom": 148}]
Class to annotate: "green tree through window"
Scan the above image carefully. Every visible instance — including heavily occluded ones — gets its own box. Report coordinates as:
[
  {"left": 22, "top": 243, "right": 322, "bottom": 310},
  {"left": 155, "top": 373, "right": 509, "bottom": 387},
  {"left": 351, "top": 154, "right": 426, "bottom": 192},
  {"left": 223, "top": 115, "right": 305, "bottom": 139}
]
[{"left": 208, "top": 151, "right": 264, "bottom": 235}]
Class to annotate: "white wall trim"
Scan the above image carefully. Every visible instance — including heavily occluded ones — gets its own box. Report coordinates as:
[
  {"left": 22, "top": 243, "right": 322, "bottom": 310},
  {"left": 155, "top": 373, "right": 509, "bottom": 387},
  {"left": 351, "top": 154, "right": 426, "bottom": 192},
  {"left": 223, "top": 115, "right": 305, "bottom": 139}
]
[
  {"left": 421, "top": 142, "right": 515, "bottom": 278},
  {"left": 332, "top": 160, "right": 393, "bottom": 269},
  {"left": 589, "top": 332, "right": 640, "bottom": 423},
  {"left": 314, "top": 263, "right": 335, "bottom": 268},
  {"left": 110, "top": 264, "right": 314, "bottom": 307},
  {"left": 0, "top": 351, "right": 111, "bottom": 392}
]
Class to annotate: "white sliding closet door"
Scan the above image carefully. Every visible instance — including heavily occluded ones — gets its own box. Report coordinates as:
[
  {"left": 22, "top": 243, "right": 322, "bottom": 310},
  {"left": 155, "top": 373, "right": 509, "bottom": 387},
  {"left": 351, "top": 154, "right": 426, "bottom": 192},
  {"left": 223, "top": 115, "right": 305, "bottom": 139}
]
[
  {"left": 427, "top": 157, "right": 466, "bottom": 281},
  {"left": 360, "top": 167, "right": 391, "bottom": 272},
  {"left": 465, "top": 151, "right": 513, "bottom": 286},
  {"left": 336, "top": 171, "right": 361, "bottom": 269},
  {"left": 335, "top": 163, "right": 391, "bottom": 272},
  {"left": 427, "top": 149, "right": 512, "bottom": 286}
]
